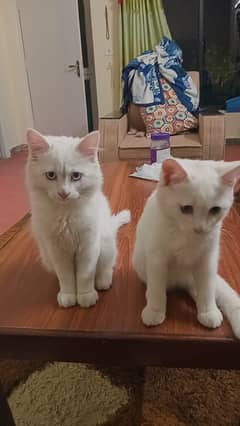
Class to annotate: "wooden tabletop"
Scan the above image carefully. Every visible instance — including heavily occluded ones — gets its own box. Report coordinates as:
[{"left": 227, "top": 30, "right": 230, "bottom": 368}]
[{"left": 0, "top": 161, "right": 240, "bottom": 369}]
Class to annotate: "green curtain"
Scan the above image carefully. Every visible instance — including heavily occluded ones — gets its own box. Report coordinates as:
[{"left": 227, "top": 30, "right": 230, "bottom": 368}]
[
  {"left": 120, "top": 0, "right": 171, "bottom": 68},
  {"left": 117, "top": 0, "right": 171, "bottom": 106}
]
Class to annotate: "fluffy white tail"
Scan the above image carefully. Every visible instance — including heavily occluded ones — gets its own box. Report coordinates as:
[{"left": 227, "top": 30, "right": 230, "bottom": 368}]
[
  {"left": 216, "top": 275, "right": 240, "bottom": 339},
  {"left": 111, "top": 209, "right": 131, "bottom": 234}
]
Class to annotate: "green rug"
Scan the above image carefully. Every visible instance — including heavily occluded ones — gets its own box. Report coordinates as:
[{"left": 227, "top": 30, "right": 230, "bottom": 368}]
[
  {"left": 8, "top": 363, "right": 129, "bottom": 426},
  {"left": 1, "top": 360, "right": 240, "bottom": 425}
]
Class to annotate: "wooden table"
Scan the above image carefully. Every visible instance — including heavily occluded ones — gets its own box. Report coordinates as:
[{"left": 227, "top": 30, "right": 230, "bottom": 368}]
[{"left": 0, "top": 161, "right": 240, "bottom": 371}]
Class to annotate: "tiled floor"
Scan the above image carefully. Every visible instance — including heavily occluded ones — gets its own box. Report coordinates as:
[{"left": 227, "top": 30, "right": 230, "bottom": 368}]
[
  {"left": 0, "top": 151, "right": 29, "bottom": 235},
  {"left": 0, "top": 144, "right": 240, "bottom": 236}
]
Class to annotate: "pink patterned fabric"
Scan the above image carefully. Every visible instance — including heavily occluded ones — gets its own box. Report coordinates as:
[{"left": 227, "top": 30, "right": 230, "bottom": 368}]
[{"left": 140, "top": 78, "right": 198, "bottom": 137}]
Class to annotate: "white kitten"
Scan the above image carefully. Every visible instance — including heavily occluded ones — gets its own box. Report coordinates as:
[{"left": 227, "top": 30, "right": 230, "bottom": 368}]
[
  {"left": 26, "top": 129, "right": 130, "bottom": 308},
  {"left": 133, "top": 158, "right": 240, "bottom": 339}
]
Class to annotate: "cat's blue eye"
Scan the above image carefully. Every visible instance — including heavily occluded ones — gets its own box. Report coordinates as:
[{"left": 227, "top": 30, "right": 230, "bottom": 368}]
[
  {"left": 71, "top": 172, "right": 82, "bottom": 181},
  {"left": 45, "top": 171, "right": 57, "bottom": 180},
  {"left": 180, "top": 205, "right": 193, "bottom": 214},
  {"left": 209, "top": 206, "right": 221, "bottom": 215}
]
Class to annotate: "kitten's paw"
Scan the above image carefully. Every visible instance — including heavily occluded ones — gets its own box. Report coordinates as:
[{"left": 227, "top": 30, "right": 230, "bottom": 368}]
[
  {"left": 142, "top": 305, "right": 166, "bottom": 327},
  {"left": 96, "top": 271, "right": 113, "bottom": 291},
  {"left": 57, "top": 292, "right": 77, "bottom": 308},
  {"left": 77, "top": 290, "right": 99, "bottom": 308},
  {"left": 198, "top": 308, "right": 223, "bottom": 328},
  {"left": 231, "top": 308, "right": 240, "bottom": 339},
  {"left": 96, "top": 278, "right": 112, "bottom": 290}
]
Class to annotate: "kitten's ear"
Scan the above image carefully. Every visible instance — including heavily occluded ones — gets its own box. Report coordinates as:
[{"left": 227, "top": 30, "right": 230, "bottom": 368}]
[
  {"left": 26, "top": 128, "right": 49, "bottom": 160},
  {"left": 161, "top": 159, "right": 187, "bottom": 186},
  {"left": 222, "top": 165, "right": 240, "bottom": 187},
  {"left": 77, "top": 131, "right": 100, "bottom": 161}
]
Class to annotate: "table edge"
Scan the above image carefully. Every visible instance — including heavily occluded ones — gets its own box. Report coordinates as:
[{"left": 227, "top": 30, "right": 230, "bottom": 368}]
[
  {"left": 0, "top": 328, "right": 239, "bottom": 369},
  {"left": 0, "top": 327, "right": 237, "bottom": 343}
]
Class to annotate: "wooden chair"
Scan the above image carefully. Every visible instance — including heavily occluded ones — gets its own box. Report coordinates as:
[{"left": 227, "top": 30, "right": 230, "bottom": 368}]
[{"left": 99, "top": 72, "right": 225, "bottom": 162}]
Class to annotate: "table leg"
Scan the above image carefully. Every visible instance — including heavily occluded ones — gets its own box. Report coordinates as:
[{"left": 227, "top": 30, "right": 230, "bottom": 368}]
[{"left": 0, "top": 383, "right": 15, "bottom": 426}]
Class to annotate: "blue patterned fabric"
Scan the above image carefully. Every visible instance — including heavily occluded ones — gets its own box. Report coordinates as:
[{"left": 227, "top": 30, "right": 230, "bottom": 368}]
[{"left": 122, "top": 37, "right": 199, "bottom": 114}]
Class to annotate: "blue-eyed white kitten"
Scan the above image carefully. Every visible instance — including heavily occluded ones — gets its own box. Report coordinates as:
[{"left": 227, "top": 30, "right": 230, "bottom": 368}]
[
  {"left": 133, "top": 158, "right": 240, "bottom": 338},
  {"left": 26, "top": 129, "right": 130, "bottom": 308}
]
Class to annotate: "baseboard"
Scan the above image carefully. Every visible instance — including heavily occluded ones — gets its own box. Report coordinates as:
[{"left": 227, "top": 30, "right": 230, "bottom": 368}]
[{"left": 226, "top": 139, "right": 240, "bottom": 145}]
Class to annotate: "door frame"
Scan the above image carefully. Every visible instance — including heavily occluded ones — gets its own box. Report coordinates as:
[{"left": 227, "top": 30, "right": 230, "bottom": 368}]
[{"left": 82, "top": 0, "right": 99, "bottom": 130}]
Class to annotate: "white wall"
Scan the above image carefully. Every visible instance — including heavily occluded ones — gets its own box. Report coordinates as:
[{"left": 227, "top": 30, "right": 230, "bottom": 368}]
[
  {"left": 0, "top": 0, "right": 33, "bottom": 150},
  {"left": 90, "top": 0, "right": 120, "bottom": 117}
]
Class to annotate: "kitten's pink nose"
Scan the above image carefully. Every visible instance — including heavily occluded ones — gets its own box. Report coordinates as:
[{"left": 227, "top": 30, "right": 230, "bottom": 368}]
[{"left": 58, "top": 190, "right": 70, "bottom": 200}]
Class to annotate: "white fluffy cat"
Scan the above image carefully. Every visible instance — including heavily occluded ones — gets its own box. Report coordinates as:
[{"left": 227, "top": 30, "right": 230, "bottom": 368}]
[
  {"left": 26, "top": 129, "right": 130, "bottom": 308},
  {"left": 133, "top": 158, "right": 240, "bottom": 339}
]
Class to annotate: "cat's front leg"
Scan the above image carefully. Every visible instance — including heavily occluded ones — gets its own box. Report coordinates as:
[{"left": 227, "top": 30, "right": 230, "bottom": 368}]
[
  {"left": 76, "top": 242, "right": 100, "bottom": 308},
  {"left": 142, "top": 257, "right": 167, "bottom": 326},
  {"left": 47, "top": 243, "right": 76, "bottom": 308},
  {"left": 194, "top": 255, "right": 223, "bottom": 329}
]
